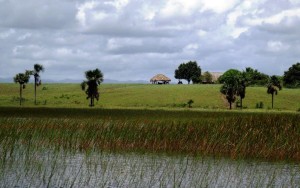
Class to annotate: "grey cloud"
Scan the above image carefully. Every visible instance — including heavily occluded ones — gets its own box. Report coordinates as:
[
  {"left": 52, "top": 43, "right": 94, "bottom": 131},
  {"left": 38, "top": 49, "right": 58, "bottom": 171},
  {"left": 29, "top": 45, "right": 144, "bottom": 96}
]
[
  {"left": 1, "top": 0, "right": 300, "bottom": 82},
  {"left": 106, "top": 39, "right": 181, "bottom": 55},
  {"left": 0, "top": 0, "right": 77, "bottom": 29}
]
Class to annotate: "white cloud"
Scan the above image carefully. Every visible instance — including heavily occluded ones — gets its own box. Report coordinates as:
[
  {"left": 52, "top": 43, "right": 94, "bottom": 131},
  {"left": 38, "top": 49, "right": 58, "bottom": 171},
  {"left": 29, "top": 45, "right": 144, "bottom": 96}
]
[
  {"left": 197, "top": 30, "right": 207, "bottom": 37},
  {"left": 245, "top": 8, "right": 300, "bottom": 26},
  {"left": 289, "top": 0, "right": 300, "bottom": 5},
  {"left": 76, "top": 1, "right": 99, "bottom": 26},
  {"left": 160, "top": 0, "right": 200, "bottom": 17},
  {"left": 104, "top": 0, "right": 129, "bottom": 11},
  {"left": 201, "top": 0, "right": 239, "bottom": 13},
  {"left": 267, "top": 41, "right": 290, "bottom": 52},
  {"left": 0, "top": 29, "right": 15, "bottom": 39},
  {"left": 17, "top": 33, "right": 32, "bottom": 41}
]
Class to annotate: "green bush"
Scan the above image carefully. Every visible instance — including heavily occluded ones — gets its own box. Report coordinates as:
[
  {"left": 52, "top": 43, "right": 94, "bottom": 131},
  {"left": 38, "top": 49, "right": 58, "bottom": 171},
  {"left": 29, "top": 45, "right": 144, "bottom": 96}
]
[{"left": 256, "top": 102, "right": 264, "bottom": 109}]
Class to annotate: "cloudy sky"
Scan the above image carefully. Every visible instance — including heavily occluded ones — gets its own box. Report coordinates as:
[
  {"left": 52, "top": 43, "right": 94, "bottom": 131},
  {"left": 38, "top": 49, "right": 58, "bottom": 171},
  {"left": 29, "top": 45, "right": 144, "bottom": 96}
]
[{"left": 0, "top": 0, "right": 300, "bottom": 82}]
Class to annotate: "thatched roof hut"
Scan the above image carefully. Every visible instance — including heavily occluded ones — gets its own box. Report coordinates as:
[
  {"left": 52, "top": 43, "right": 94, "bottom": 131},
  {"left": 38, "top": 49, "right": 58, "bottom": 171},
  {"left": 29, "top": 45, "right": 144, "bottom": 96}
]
[{"left": 150, "top": 74, "right": 171, "bottom": 84}]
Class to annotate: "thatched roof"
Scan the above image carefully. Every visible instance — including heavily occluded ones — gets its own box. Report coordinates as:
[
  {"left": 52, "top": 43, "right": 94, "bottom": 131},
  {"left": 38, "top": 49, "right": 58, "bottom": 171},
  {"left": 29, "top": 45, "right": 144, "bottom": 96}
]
[{"left": 150, "top": 74, "right": 171, "bottom": 82}]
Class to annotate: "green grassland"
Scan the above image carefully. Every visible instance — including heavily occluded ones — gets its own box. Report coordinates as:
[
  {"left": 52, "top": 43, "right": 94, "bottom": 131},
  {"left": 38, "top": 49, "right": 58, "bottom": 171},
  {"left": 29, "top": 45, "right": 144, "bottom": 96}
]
[{"left": 0, "top": 83, "right": 300, "bottom": 111}]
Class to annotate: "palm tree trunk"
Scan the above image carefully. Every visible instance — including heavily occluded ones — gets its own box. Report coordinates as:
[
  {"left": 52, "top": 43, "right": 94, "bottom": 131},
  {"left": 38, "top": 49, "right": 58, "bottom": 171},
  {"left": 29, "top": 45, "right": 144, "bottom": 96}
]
[
  {"left": 34, "top": 76, "right": 37, "bottom": 105},
  {"left": 240, "top": 96, "right": 243, "bottom": 109},
  {"left": 19, "top": 84, "right": 22, "bottom": 106},
  {"left": 90, "top": 96, "right": 93, "bottom": 107}
]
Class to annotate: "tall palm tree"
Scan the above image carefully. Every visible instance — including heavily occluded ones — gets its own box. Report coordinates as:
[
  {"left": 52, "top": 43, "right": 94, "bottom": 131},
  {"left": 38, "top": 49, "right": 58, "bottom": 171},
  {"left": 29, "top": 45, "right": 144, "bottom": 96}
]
[
  {"left": 267, "top": 75, "right": 282, "bottom": 109},
  {"left": 220, "top": 75, "right": 239, "bottom": 109},
  {"left": 32, "top": 64, "right": 44, "bottom": 105},
  {"left": 81, "top": 68, "right": 103, "bottom": 107},
  {"left": 236, "top": 73, "right": 248, "bottom": 109},
  {"left": 14, "top": 72, "right": 30, "bottom": 106}
]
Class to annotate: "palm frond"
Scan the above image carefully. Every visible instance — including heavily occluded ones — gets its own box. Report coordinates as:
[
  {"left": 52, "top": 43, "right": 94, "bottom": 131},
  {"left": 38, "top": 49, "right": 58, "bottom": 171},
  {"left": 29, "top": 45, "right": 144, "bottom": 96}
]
[{"left": 34, "top": 64, "right": 45, "bottom": 73}]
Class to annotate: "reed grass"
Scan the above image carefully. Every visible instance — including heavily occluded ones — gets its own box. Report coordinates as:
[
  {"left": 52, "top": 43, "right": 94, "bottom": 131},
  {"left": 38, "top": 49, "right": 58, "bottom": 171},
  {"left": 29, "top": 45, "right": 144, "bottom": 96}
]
[
  {"left": 0, "top": 146, "right": 299, "bottom": 187},
  {"left": 0, "top": 107, "right": 299, "bottom": 161}
]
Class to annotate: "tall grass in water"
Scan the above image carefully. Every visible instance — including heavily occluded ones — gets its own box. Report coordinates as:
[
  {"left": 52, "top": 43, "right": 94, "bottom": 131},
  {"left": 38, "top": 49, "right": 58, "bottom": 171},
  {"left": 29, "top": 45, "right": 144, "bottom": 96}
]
[
  {"left": 0, "top": 147, "right": 299, "bottom": 187},
  {"left": 0, "top": 107, "right": 299, "bottom": 161}
]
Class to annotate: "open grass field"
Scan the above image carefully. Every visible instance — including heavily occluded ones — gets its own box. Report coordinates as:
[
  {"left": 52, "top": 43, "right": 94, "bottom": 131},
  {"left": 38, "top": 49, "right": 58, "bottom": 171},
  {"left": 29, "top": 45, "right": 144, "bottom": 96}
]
[{"left": 0, "top": 83, "right": 300, "bottom": 111}]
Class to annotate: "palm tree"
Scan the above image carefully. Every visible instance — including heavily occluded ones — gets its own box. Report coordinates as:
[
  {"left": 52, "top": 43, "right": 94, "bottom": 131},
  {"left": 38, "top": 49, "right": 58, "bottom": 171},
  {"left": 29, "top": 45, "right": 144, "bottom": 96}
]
[
  {"left": 267, "top": 75, "right": 282, "bottom": 109},
  {"left": 81, "top": 68, "right": 103, "bottom": 107},
  {"left": 220, "top": 75, "right": 239, "bottom": 109},
  {"left": 31, "top": 64, "right": 44, "bottom": 105},
  {"left": 14, "top": 72, "right": 30, "bottom": 106},
  {"left": 236, "top": 73, "right": 248, "bottom": 109}
]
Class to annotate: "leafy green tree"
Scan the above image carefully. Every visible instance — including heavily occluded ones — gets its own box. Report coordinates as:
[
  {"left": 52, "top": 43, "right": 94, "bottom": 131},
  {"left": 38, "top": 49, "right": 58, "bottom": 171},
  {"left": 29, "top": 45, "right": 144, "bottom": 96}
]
[
  {"left": 220, "top": 71, "right": 248, "bottom": 109},
  {"left": 201, "top": 71, "right": 213, "bottom": 83},
  {"left": 218, "top": 69, "right": 240, "bottom": 84},
  {"left": 283, "top": 62, "right": 300, "bottom": 88},
  {"left": 174, "top": 61, "right": 201, "bottom": 84},
  {"left": 27, "top": 64, "right": 45, "bottom": 105},
  {"left": 191, "top": 76, "right": 201, "bottom": 84},
  {"left": 242, "top": 67, "right": 269, "bottom": 86},
  {"left": 267, "top": 75, "right": 282, "bottom": 109},
  {"left": 14, "top": 72, "right": 30, "bottom": 106},
  {"left": 81, "top": 68, "right": 103, "bottom": 107}
]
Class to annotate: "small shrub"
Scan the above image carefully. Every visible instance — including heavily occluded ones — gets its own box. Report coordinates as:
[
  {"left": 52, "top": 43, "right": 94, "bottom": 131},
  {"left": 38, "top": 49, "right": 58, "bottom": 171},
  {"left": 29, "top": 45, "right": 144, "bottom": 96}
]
[
  {"left": 74, "top": 101, "right": 81, "bottom": 104},
  {"left": 187, "top": 99, "right": 194, "bottom": 108},
  {"left": 59, "top": 94, "right": 70, "bottom": 99},
  {"left": 256, "top": 102, "right": 264, "bottom": 109},
  {"left": 42, "top": 87, "right": 48, "bottom": 90}
]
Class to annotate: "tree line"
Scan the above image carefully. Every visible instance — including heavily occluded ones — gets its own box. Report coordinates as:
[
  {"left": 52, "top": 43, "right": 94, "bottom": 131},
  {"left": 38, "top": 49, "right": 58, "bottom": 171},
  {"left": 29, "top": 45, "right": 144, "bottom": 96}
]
[
  {"left": 174, "top": 61, "right": 300, "bottom": 88},
  {"left": 13, "top": 62, "right": 299, "bottom": 108},
  {"left": 174, "top": 61, "right": 300, "bottom": 109}
]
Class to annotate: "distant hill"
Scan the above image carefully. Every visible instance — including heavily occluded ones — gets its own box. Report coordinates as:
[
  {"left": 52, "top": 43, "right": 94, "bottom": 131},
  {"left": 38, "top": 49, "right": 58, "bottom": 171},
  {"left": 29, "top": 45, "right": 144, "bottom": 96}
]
[
  {"left": 103, "top": 79, "right": 148, "bottom": 84},
  {"left": 0, "top": 77, "right": 13, "bottom": 83},
  {"left": 0, "top": 77, "right": 148, "bottom": 84}
]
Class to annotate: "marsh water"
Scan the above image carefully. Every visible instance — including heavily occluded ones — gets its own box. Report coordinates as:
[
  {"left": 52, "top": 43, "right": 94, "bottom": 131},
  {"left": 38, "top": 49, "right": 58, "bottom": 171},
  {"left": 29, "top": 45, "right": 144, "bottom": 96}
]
[{"left": 0, "top": 145, "right": 299, "bottom": 187}]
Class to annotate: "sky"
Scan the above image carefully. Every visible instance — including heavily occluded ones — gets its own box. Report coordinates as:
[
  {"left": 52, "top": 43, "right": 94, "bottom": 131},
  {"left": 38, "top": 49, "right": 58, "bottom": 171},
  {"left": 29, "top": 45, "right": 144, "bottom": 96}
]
[{"left": 0, "top": 0, "right": 300, "bottom": 82}]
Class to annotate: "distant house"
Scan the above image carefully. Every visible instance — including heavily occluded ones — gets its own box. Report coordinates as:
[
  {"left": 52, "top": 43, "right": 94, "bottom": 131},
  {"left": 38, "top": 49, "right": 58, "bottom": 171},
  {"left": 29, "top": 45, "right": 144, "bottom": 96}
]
[
  {"left": 202, "top": 72, "right": 223, "bottom": 84},
  {"left": 211, "top": 72, "right": 223, "bottom": 83},
  {"left": 150, "top": 74, "right": 171, "bottom": 84}
]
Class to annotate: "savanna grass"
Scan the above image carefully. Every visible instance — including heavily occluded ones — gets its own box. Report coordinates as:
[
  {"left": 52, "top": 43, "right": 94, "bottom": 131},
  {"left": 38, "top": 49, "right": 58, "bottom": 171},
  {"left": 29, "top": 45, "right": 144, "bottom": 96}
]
[
  {"left": 1, "top": 83, "right": 300, "bottom": 111},
  {"left": 0, "top": 107, "right": 299, "bottom": 161}
]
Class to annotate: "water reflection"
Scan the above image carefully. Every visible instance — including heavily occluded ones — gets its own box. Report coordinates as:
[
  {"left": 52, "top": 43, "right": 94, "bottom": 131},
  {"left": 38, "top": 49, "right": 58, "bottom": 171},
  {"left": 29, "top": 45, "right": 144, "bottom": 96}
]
[{"left": 0, "top": 145, "right": 299, "bottom": 187}]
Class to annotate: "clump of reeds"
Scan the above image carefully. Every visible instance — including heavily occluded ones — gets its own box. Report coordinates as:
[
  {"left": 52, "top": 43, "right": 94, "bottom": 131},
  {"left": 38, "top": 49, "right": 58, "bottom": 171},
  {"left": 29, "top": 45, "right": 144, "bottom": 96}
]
[{"left": 0, "top": 107, "right": 299, "bottom": 161}]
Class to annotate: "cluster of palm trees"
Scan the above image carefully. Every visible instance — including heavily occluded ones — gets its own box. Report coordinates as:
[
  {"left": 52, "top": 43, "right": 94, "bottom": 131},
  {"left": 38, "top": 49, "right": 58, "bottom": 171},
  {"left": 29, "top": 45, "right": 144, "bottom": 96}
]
[
  {"left": 13, "top": 65, "right": 104, "bottom": 107},
  {"left": 220, "top": 74, "right": 282, "bottom": 109},
  {"left": 13, "top": 64, "right": 44, "bottom": 105}
]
